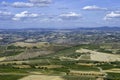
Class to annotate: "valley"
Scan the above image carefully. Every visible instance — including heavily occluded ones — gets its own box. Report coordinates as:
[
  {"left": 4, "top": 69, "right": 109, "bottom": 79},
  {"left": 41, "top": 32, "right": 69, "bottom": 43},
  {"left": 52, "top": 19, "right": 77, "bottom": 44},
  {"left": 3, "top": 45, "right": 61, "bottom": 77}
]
[{"left": 0, "top": 28, "right": 120, "bottom": 80}]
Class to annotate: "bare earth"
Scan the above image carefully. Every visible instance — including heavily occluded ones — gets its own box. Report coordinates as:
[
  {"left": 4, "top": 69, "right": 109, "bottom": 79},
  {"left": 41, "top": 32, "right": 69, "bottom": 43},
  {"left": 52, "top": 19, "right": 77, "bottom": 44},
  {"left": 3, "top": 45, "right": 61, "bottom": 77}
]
[
  {"left": 19, "top": 75, "right": 64, "bottom": 80},
  {"left": 103, "top": 68, "right": 120, "bottom": 73},
  {"left": 0, "top": 57, "right": 6, "bottom": 61},
  {"left": 76, "top": 49, "right": 120, "bottom": 62},
  {"left": 12, "top": 42, "right": 49, "bottom": 48}
]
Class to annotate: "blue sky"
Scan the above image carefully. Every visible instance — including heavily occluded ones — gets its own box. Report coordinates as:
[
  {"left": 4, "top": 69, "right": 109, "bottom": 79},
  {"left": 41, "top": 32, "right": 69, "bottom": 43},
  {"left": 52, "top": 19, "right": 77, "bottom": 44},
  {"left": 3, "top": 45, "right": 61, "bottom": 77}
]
[{"left": 0, "top": 0, "right": 120, "bottom": 29}]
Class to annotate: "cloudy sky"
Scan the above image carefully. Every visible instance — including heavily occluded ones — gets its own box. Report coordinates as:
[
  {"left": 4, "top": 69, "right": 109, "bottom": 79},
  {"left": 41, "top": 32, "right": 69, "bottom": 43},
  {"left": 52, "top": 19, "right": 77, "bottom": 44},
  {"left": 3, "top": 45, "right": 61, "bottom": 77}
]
[{"left": 0, "top": 0, "right": 120, "bottom": 29}]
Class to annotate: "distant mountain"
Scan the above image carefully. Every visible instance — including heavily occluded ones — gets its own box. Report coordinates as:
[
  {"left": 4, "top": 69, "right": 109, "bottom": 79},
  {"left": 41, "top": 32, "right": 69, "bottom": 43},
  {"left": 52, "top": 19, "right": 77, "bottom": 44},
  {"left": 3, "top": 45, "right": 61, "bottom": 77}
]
[
  {"left": 75, "top": 26, "right": 120, "bottom": 31},
  {"left": 0, "top": 26, "right": 120, "bottom": 31}
]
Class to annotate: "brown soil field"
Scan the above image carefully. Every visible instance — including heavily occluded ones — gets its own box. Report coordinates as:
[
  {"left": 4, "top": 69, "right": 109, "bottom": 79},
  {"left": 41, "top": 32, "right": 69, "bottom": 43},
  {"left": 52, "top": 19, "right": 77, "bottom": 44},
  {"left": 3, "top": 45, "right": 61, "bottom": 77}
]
[
  {"left": 76, "top": 49, "right": 120, "bottom": 62},
  {"left": 12, "top": 42, "right": 50, "bottom": 48},
  {"left": 19, "top": 75, "right": 64, "bottom": 80}
]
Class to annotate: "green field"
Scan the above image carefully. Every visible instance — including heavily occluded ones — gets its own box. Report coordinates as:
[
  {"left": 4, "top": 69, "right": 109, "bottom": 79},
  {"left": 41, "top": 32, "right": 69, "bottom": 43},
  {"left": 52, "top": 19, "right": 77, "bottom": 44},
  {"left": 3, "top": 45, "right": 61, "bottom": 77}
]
[
  {"left": 0, "top": 44, "right": 120, "bottom": 80},
  {"left": 0, "top": 75, "right": 25, "bottom": 80}
]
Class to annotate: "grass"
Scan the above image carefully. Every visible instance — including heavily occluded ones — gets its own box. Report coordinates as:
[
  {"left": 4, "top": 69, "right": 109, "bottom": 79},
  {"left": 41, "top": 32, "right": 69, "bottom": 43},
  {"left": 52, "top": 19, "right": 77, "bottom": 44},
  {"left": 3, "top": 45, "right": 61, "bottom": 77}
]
[
  {"left": 0, "top": 68, "right": 28, "bottom": 73},
  {"left": 0, "top": 44, "right": 119, "bottom": 80},
  {"left": 97, "top": 63, "right": 120, "bottom": 70},
  {"left": 0, "top": 50, "right": 23, "bottom": 57},
  {"left": 97, "top": 48, "right": 113, "bottom": 54},
  {"left": 106, "top": 73, "right": 120, "bottom": 80},
  {"left": 53, "top": 61, "right": 99, "bottom": 71},
  {"left": 63, "top": 75, "right": 96, "bottom": 80},
  {"left": 67, "top": 65, "right": 99, "bottom": 71},
  {"left": 80, "top": 54, "right": 90, "bottom": 60},
  {"left": 66, "top": 53, "right": 81, "bottom": 58},
  {"left": 50, "top": 67, "right": 70, "bottom": 73},
  {"left": 0, "top": 75, "right": 25, "bottom": 80},
  {"left": 0, "top": 65, "right": 40, "bottom": 73}
]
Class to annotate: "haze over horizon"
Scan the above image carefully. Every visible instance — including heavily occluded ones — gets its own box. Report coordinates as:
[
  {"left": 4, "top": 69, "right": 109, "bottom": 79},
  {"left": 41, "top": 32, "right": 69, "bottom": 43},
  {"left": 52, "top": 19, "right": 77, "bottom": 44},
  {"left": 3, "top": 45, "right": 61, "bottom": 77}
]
[{"left": 0, "top": 0, "right": 120, "bottom": 29}]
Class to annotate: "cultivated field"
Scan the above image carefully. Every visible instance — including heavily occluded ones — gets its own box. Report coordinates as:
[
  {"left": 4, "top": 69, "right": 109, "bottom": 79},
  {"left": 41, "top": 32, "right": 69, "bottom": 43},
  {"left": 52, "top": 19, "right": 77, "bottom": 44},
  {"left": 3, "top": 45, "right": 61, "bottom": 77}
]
[
  {"left": 5, "top": 49, "right": 53, "bottom": 61},
  {"left": 76, "top": 49, "right": 120, "bottom": 62},
  {"left": 12, "top": 42, "right": 50, "bottom": 48},
  {"left": 19, "top": 75, "right": 64, "bottom": 80},
  {"left": 0, "top": 57, "right": 6, "bottom": 61},
  {"left": 0, "top": 44, "right": 120, "bottom": 80}
]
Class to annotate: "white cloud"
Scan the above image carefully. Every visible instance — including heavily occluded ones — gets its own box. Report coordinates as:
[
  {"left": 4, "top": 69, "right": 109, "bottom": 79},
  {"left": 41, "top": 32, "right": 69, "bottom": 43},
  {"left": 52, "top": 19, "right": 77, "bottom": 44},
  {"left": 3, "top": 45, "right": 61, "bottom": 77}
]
[
  {"left": 12, "top": 2, "right": 34, "bottom": 8},
  {"left": 104, "top": 11, "right": 120, "bottom": 20},
  {"left": 0, "top": 11, "right": 12, "bottom": 16},
  {"left": 12, "top": 1, "right": 50, "bottom": 8},
  {"left": 0, "top": 11, "right": 13, "bottom": 20},
  {"left": 12, "top": 11, "right": 39, "bottom": 21},
  {"left": 29, "top": 0, "right": 52, "bottom": 4},
  {"left": 59, "top": 12, "right": 82, "bottom": 20},
  {"left": 83, "top": 5, "right": 107, "bottom": 10},
  {"left": 1, "top": 0, "right": 52, "bottom": 8},
  {"left": 29, "top": 0, "right": 52, "bottom": 7}
]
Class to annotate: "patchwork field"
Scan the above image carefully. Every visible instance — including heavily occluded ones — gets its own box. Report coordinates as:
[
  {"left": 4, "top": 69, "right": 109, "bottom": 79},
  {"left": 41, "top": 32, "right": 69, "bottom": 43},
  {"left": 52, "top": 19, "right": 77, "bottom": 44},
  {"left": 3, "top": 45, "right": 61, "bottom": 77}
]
[{"left": 0, "top": 44, "right": 120, "bottom": 80}]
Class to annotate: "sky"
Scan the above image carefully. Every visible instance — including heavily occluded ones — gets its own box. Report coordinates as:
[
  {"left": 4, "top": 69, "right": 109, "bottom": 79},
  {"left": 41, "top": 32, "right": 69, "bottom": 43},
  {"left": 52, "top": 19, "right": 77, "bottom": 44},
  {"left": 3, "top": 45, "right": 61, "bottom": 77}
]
[{"left": 0, "top": 0, "right": 120, "bottom": 29}]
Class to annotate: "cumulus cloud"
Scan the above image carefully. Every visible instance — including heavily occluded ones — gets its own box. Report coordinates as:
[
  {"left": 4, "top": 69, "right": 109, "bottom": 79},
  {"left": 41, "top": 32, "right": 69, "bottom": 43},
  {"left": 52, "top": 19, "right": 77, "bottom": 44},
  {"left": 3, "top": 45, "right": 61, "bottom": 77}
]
[
  {"left": 59, "top": 12, "right": 82, "bottom": 20},
  {"left": 12, "top": 2, "right": 34, "bottom": 8},
  {"left": 104, "top": 11, "right": 120, "bottom": 20},
  {"left": 83, "top": 5, "right": 107, "bottom": 10},
  {"left": 12, "top": 11, "right": 39, "bottom": 21}
]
